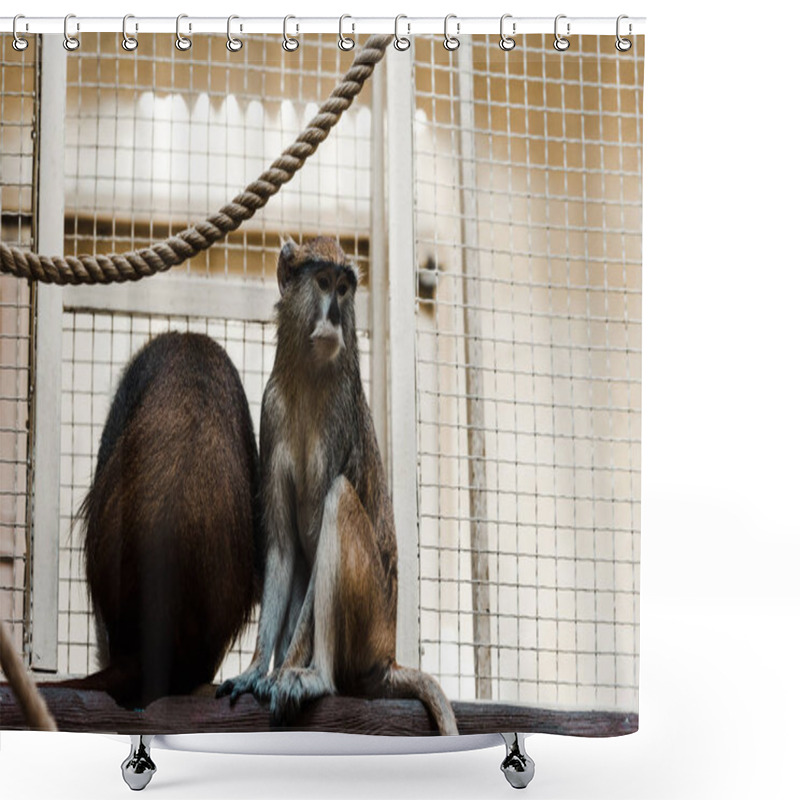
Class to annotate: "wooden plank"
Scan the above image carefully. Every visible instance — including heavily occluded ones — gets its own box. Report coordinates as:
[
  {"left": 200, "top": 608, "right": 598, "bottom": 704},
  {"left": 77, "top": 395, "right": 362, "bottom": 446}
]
[
  {"left": 0, "top": 684, "right": 638, "bottom": 738},
  {"left": 63, "top": 276, "right": 369, "bottom": 327},
  {"left": 29, "top": 35, "right": 66, "bottom": 673}
]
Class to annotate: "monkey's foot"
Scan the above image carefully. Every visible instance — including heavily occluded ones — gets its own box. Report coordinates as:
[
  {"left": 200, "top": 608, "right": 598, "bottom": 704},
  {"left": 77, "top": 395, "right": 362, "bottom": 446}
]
[
  {"left": 269, "top": 667, "right": 331, "bottom": 726},
  {"left": 216, "top": 666, "right": 275, "bottom": 705}
]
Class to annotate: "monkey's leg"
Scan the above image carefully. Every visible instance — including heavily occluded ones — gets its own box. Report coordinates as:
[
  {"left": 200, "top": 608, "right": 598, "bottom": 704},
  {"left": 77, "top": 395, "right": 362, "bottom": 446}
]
[
  {"left": 277, "top": 567, "right": 315, "bottom": 670},
  {"left": 216, "top": 542, "right": 296, "bottom": 703},
  {"left": 270, "top": 476, "right": 393, "bottom": 724},
  {"left": 265, "top": 568, "right": 320, "bottom": 722},
  {"left": 274, "top": 554, "right": 310, "bottom": 669},
  {"left": 234, "top": 562, "right": 316, "bottom": 714}
]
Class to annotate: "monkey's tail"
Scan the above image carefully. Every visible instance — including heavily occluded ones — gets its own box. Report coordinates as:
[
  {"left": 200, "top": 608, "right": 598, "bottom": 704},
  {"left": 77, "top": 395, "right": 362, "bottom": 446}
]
[
  {"left": 0, "top": 620, "right": 58, "bottom": 731},
  {"left": 386, "top": 663, "right": 459, "bottom": 736}
]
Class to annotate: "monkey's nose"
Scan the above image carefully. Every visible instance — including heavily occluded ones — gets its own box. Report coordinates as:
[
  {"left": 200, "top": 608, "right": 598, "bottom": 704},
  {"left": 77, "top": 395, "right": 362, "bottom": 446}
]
[{"left": 327, "top": 295, "right": 341, "bottom": 327}]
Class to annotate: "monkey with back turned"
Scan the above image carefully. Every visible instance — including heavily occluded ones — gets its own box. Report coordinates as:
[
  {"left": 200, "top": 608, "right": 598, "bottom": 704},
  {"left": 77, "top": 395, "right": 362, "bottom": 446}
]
[
  {"left": 218, "top": 237, "right": 458, "bottom": 735},
  {"left": 74, "top": 331, "right": 262, "bottom": 708}
]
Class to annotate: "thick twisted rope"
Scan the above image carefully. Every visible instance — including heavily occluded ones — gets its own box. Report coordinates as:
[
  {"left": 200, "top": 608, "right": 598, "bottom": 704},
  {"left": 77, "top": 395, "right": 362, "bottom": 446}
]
[{"left": 0, "top": 35, "right": 393, "bottom": 285}]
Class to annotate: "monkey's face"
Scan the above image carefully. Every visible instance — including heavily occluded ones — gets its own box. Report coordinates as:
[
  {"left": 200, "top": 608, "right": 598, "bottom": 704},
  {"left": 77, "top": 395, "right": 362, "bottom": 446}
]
[
  {"left": 305, "top": 263, "right": 356, "bottom": 363},
  {"left": 277, "top": 237, "right": 358, "bottom": 367}
]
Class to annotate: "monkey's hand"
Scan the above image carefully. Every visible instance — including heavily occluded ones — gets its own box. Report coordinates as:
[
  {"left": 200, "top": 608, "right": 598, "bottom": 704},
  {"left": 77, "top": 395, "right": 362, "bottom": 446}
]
[{"left": 215, "top": 664, "right": 276, "bottom": 705}]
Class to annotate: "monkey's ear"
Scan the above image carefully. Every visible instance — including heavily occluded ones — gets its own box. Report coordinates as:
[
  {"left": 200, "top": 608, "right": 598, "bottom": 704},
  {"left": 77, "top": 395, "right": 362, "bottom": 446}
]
[{"left": 277, "top": 237, "right": 299, "bottom": 297}]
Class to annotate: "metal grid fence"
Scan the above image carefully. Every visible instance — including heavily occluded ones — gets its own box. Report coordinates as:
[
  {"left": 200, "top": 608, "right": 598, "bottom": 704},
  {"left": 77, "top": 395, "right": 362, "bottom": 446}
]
[
  {"left": 4, "top": 33, "right": 642, "bottom": 713},
  {"left": 412, "top": 34, "right": 642, "bottom": 710},
  {"left": 57, "top": 33, "right": 375, "bottom": 680},
  {"left": 0, "top": 36, "right": 35, "bottom": 662},
  {"left": 63, "top": 32, "right": 373, "bottom": 280}
]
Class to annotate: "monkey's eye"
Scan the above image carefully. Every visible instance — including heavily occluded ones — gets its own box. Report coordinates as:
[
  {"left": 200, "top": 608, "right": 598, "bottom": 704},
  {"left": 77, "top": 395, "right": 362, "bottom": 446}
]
[
  {"left": 317, "top": 275, "right": 331, "bottom": 292},
  {"left": 337, "top": 282, "right": 348, "bottom": 297}
]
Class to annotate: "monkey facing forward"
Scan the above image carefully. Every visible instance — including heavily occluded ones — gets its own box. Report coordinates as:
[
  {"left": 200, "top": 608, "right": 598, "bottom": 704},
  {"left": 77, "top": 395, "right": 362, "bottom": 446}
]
[{"left": 218, "top": 237, "right": 458, "bottom": 735}]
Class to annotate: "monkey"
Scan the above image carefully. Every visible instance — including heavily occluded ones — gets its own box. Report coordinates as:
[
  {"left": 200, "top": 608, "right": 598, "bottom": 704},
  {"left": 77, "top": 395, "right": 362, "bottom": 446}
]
[
  {"left": 71, "top": 331, "right": 262, "bottom": 708},
  {"left": 217, "top": 237, "right": 458, "bottom": 735}
]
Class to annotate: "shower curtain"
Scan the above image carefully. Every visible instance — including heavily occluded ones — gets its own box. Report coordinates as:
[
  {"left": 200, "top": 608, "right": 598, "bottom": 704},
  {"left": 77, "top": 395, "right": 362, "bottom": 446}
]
[{"left": 1, "top": 28, "right": 643, "bottom": 740}]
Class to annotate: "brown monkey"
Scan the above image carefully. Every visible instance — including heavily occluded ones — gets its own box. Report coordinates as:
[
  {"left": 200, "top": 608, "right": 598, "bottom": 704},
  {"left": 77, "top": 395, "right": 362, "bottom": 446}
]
[
  {"left": 218, "top": 237, "right": 458, "bottom": 735},
  {"left": 75, "top": 332, "right": 262, "bottom": 708}
]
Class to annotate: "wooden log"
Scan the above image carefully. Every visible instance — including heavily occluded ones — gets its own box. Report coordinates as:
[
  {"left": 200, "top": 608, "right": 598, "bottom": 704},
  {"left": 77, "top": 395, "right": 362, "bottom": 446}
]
[{"left": 0, "top": 683, "right": 637, "bottom": 738}]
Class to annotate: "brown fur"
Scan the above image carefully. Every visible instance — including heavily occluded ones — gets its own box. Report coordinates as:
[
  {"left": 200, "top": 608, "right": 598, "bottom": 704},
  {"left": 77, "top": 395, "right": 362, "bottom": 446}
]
[
  {"left": 76, "top": 332, "right": 261, "bottom": 708},
  {"left": 219, "top": 237, "right": 458, "bottom": 734},
  {"left": 332, "top": 481, "right": 395, "bottom": 690},
  {"left": 283, "top": 236, "right": 349, "bottom": 269}
]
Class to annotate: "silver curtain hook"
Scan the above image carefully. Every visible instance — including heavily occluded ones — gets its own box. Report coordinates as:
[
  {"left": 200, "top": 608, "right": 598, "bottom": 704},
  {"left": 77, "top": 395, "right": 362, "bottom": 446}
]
[
  {"left": 616, "top": 15, "right": 632, "bottom": 52},
  {"left": 283, "top": 15, "right": 299, "bottom": 52},
  {"left": 554, "top": 14, "right": 570, "bottom": 51},
  {"left": 394, "top": 15, "right": 410, "bottom": 51},
  {"left": 443, "top": 13, "right": 460, "bottom": 51},
  {"left": 338, "top": 14, "right": 355, "bottom": 51},
  {"left": 12, "top": 14, "right": 29, "bottom": 51},
  {"left": 227, "top": 15, "right": 243, "bottom": 52},
  {"left": 63, "top": 14, "right": 80, "bottom": 51},
  {"left": 121, "top": 14, "right": 138, "bottom": 51},
  {"left": 176, "top": 14, "right": 192, "bottom": 51},
  {"left": 499, "top": 14, "right": 516, "bottom": 51},
  {"left": 64, "top": 14, "right": 81, "bottom": 52}
]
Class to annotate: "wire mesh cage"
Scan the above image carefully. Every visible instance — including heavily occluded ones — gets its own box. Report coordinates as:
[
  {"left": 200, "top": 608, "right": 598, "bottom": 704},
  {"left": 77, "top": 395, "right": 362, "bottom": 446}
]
[
  {"left": 411, "top": 34, "right": 642, "bottom": 710},
  {"left": 0, "top": 35, "right": 35, "bottom": 663},
  {"left": 1, "top": 31, "right": 642, "bottom": 717}
]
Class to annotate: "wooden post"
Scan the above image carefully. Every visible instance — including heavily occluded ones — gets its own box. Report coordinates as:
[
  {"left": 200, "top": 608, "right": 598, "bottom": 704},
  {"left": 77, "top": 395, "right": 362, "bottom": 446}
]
[
  {"left": 386, "top": 44, "right": 420, "bottom": 669},
  {"left": 29, "top": 35, "right": 66, "bottom": 673},
  {"left": 369, "top": 59, "right": 389, "bottom": 465},
  {"left": 456, "top": 38, "right": 492, "bottom": 700}
]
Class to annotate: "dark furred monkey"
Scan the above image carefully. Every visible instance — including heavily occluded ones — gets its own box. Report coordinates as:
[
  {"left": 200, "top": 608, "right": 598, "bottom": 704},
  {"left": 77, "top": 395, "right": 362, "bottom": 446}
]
[
  {"left": 218, "top": 237, "right": 458, "bottom": 735},
  {"left": 78, "top": 332, "right": 262, "bottom": 708}
]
